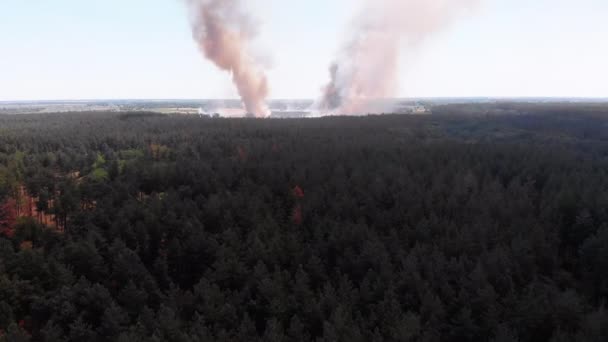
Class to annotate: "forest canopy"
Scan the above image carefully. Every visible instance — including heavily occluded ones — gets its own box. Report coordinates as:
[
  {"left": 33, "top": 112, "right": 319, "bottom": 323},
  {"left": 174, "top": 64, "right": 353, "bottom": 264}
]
[{"left": 1, "top": 104, "right": 608, "bottom": 341}]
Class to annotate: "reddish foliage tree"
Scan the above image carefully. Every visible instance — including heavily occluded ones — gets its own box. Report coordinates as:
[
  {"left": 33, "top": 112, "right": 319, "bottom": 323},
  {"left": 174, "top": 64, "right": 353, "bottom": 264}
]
[
  {"left": 0, "top": 199, "right": 17, "bottom": 238},
  {"left": 292, "top": 204, "right": 303, "bottom": 225},
  {"left": 293, "top": 185, "right": 305, "bottom": 199}
]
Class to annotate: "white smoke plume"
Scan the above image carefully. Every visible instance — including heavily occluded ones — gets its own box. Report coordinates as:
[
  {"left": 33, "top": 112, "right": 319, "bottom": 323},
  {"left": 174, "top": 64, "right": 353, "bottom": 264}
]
[
  {"left": 317, "top": 0, "right": 478, "bottom": 115},
  {"left": 187, "top": 0, "right": 270, "bottom": 117}
]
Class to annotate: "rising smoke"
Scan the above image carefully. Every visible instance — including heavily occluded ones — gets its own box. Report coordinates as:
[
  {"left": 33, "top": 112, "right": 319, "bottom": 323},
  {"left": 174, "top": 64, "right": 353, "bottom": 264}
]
[
  {"left": 187, "top": 0, "right": 270, "bottom": 117},
  {"left": 317, "top": 0, "right": 478, "bottom": 115}
]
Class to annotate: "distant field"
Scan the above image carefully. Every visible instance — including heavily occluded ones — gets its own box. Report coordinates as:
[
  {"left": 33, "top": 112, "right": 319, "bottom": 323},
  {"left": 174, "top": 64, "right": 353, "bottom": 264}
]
[{"left": 2, "top": 98, "right": 607, "bottom": 117}]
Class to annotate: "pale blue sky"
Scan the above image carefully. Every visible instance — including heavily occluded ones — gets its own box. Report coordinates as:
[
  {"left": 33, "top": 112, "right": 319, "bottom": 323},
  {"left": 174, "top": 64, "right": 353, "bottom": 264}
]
[{"left": 1, "top": 0, "right": 606, "bottom": 101}]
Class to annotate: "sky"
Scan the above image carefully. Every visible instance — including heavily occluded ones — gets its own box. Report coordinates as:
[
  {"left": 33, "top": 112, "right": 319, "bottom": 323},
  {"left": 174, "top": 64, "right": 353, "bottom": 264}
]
[{"left": 0, "top": 0, "right": 607, "bottom": 101}]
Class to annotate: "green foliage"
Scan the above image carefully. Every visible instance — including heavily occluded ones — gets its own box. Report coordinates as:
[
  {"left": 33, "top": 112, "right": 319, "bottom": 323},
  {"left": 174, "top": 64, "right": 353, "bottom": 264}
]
[
  {"left": 88, "top": 153, "right": 109, "bottom": 181},
  {"left": 90, "top": 167, "right": 109, "bottom": 181},
  {"left": 119, "top": 149, "right": 145, "bottom": 160},
  {"left": 93, "top": 153, "right": 106, "bottom": 169}
]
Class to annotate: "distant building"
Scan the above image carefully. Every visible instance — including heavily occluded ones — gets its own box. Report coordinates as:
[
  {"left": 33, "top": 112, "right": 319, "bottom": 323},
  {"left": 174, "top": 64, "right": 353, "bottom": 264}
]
[{"left": 401, "top": 105, "right": 428, "bottom": 114}]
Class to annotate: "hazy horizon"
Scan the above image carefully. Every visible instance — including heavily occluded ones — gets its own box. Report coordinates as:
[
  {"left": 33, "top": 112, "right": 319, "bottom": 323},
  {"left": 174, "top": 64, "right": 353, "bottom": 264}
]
[{"left": 3, "top": 96, "right": 608, "bottom": 104}]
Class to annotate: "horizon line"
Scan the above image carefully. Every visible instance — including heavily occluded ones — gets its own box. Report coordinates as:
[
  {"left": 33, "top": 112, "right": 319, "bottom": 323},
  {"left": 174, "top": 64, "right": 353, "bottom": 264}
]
[{"left": 2, "top": 96, "right": 608, "bottom": 104}]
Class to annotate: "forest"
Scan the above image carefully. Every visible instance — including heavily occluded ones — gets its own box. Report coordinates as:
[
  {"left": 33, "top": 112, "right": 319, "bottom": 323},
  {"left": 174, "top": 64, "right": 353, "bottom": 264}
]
[{"left": 1, "top": 103, "right": 608, "bottom": 341}]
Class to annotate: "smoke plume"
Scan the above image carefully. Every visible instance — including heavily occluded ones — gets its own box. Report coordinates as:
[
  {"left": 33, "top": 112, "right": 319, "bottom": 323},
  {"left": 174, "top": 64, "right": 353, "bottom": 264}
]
[
  {"left": 317, "top": 0, "right": 478, "bottom": 115},
  {"left": 188, "top": 0, "right": 270, "bottom": 117}
]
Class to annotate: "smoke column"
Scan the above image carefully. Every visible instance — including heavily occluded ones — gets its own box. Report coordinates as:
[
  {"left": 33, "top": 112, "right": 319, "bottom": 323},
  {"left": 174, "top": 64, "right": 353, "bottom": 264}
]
[
  {"left": 317, "top": 0, "right": 478, "bottom": 115},
  {"left": 187, "top": 0, "right": 270, "bottom": 117}
]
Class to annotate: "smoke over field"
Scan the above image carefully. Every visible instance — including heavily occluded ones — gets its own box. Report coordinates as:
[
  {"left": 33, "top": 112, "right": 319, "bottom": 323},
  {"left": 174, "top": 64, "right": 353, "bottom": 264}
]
[
  {"left": 187, "top": 0, "right": 270, "bottom": 117},
  {"left": 184, "top": 0, "right": 477, "bottom": 117},
  {"left": 317, "top": 0, "right": 478, "bottom": 115}
]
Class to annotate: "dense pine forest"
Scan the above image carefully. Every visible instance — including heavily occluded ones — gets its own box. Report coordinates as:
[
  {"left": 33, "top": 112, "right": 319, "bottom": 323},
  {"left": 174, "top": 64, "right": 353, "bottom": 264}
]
[{"left": 1, "top": 104, "right": 608, "bottom": 341}]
